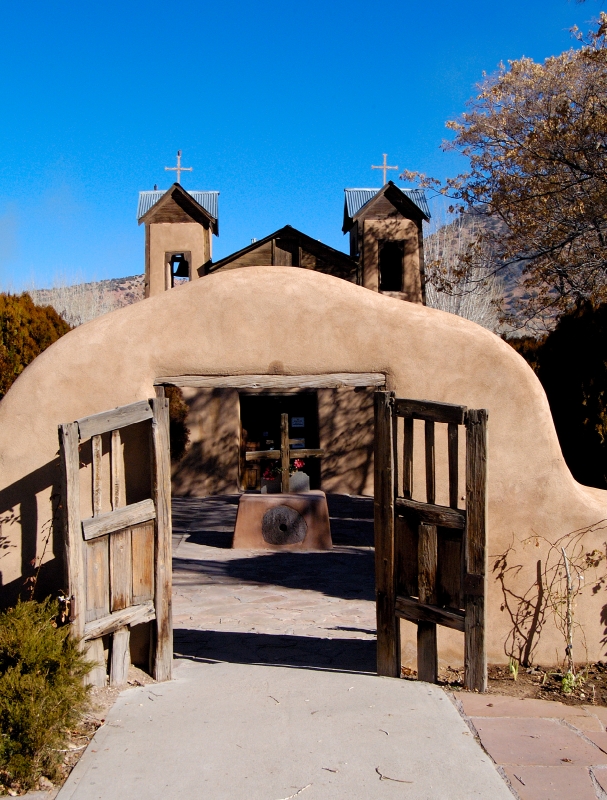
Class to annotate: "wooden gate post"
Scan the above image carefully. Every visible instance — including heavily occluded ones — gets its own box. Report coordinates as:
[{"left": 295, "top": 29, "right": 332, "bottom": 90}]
[
  {"left": 59, "top": 423, "right": 86, "bottom": 641},
  {"left": 151, "top": 396, "right": 173, "bottom": 682},
  {"left": 374, "top": 391, "right": 400, "bottom": 677},
  {"left": 464, "top": 408, "right": 488, "bottom": 692}
]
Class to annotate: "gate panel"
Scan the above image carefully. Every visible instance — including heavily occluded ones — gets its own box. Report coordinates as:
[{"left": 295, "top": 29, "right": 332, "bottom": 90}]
[
  {"left": 59, "top": 397, "right": 172, "bottom": 685},
  {"left": 374, "top": 391, "right": 488, "bottom": 691}
]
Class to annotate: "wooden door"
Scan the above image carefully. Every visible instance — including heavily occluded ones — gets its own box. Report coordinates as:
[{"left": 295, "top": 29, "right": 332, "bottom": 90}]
[
  {"left": 374, "top": 391, "right": 488, "bottom": 691},
  {"left": 59, "top": 397, "right": 172, "bottom": 685}
]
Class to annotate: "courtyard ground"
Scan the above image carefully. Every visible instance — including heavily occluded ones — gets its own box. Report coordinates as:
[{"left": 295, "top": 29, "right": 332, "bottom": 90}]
[{"left": 42, "top": 495, "right": 607, "bottom": 799}]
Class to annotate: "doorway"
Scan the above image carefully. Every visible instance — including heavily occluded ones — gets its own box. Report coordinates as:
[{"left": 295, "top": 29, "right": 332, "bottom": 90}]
[{"left": 239, "top": 392, "right": 321, "bottom": 490}]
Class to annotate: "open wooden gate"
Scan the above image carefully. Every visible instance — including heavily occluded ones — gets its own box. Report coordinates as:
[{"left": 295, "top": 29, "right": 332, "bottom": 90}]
[
  {"left": 58, "top": 397, "right": 172, "bottom": 685},
  {"left": 374, "top": 391, "right": 487, "bottom": 691}
]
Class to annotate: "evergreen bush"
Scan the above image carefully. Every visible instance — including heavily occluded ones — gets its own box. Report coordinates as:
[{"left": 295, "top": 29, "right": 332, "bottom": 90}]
[
  {"left": 0, "top": 293, "right": 70, "bottom": 401},
  {"left": 0, "top": 599, "right": 90, "bottom": 792}
]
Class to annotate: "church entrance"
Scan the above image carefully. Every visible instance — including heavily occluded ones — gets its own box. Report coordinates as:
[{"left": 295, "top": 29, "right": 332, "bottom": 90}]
[{"left": 239, "top": 392, "right": 321, "bottom": 491}]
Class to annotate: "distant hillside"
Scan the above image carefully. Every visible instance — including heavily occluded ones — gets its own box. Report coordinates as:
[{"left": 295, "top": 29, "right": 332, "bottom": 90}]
[{"left": 29, "top": 275, "right": 145, "bottom": 327}]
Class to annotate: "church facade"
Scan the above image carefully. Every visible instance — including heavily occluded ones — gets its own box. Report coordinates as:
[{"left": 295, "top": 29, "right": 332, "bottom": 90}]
[{"left": 137, "top": 180, "right": 430, "bottom": 495}]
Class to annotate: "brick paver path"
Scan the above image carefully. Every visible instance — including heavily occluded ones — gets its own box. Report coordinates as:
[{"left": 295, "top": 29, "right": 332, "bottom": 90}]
[
  {"left": 172, "top": 494, "right": 377, "bottom": 672},
  {"left": 455, "top": 693, "right": 607, "bottom": 799}
]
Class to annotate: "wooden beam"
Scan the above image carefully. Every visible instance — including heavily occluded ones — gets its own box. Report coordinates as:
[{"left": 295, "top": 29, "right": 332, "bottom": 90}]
[
  {"left": 151, "top": 397, "right": 173, "bottom": 682},
  {"left": 374, "top": 391, "right": 400, "bottom": 678},
  {"left": 109, "top": 627, "right": 130, "bottom": 686},
  {"left": 424, "top": 421, "right": 435, "bottom": 505},
  {"left": 85, "top": 637, "right": 106, "bottom": 687},
  {"left": 82, "top": 498, "right": 156, "bottom": 541},
  {"left": 403, "top": 416, "right": 413, "bottom": 500},
  {"left": 78, "top": 400, "right": 153, "bottom": 440},
  {"left": 395, "top": 596, "right": 465, "bottom": 632},
  {"left": 84, "top": 600, "right": 155, "bottom": 640},
  {"left": 448, "top": 422, "right": 459, "bottom": 509},
  {"left": 395, "top": 497, "right": 465, "bottom": 529},
  {"left": 395, "top": 398, "right": 466, "bottom": 425},
  {"left": 464, "top": 408, "right": 488, "bottom": 692},
  {"left": 59, "top": 423, "right": 86, "bottom": 641},
  {"left": 154, "top": 373, "right": 386, "bottom": 390},
  {"left": 245, "top": 448, "right": 324, "bottom": 461}
]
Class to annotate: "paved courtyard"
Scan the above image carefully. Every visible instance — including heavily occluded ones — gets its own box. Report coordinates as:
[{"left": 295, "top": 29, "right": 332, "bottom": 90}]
[{"left": 172, "top": 494, "right": 377, "bottom": 672}]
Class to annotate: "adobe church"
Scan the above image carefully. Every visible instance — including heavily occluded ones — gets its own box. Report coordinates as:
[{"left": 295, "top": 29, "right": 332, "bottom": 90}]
[{"left": 137, "top": 167, "right": 431, "bottom": 496}]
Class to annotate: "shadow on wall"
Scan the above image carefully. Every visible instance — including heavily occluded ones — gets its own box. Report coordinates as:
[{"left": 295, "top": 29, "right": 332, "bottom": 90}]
[
  {"left": 171, "top": 388, "right": 240, "bottom": 496},
  {"left": 492, "top": 519, "right": 607, "bottom": 666},
  {"left": 0, "top": 459, "right": 64, "bottom": 609},
  {"left": 318, "top": 387, "right": 374, "bottom": 496}
]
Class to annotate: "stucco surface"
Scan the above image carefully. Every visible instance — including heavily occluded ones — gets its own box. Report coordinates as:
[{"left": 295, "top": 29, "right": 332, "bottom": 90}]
[{"left": 1, "top": 266, "right": 606, "bottom": 664}]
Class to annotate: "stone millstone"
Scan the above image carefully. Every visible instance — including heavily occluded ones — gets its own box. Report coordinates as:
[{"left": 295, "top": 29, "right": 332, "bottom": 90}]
[{"left": 261, "top": 505, "right": 308, "bottom": 545}]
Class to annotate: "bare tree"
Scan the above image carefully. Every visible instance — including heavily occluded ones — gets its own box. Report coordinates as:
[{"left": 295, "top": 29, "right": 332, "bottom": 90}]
[
  {"left": 424, "top": 214, "right": 503, "bottom": 333},
  {"left": 29, "top": 276, "right": 119, "bottom": 327}
]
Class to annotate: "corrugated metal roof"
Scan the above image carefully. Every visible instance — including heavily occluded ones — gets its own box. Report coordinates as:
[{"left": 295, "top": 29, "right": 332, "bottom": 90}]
[
  {"left": 137, "top": 189, "right": 219, "bottom": 221},
  {"left": 344, "top": 187, "right": 431, "bottom": 220}
]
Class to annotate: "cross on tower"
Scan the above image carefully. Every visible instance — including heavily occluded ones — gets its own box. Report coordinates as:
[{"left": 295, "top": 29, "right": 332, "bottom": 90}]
[
  {"left": 165, "top": 150, "right": 193, "bottom": 184},
  {"left": 245, "top": 413, "right": 324, "bottom": 493},
  {"left": 371, "top": 153, "right": 398, "bottom": 185}
]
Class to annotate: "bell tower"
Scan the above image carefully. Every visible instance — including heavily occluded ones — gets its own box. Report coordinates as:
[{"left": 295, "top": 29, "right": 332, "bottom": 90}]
[
  {"left": 137, "top": 183, "right": 219, "bottom": 298},
  {"left": 342, "top": 181, "right": 430, "bottom": 303}
]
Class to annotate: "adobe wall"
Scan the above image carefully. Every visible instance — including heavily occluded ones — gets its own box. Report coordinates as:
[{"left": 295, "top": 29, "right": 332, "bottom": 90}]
[{"left": 1, "top": 266, "right": 607, "bottom": 666}]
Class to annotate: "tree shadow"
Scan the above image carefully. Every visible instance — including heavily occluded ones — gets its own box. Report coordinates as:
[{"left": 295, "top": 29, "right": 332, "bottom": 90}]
[
  {"left": 173, "top": 549, "right": 375, "bottom": 602},
  {"left": 173, "top": 628, "right": 376, "bottom": 674}
]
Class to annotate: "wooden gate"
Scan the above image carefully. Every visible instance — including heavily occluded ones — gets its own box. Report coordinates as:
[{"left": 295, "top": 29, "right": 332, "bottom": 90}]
[
  {"left": 58, "top": 397, "right": 172, "bottom": 685},
  {"left": 374, "top": 391, "right": 487, "bottom": 691}
]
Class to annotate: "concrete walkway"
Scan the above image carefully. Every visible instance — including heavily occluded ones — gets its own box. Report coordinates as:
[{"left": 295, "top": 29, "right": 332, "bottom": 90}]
[{"left": 57, "top": 659, "right": 512, "bottom": 800}]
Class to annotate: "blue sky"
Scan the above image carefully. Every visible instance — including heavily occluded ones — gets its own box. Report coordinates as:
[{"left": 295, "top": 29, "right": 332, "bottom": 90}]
[{"left": 0, "top": 0, "right": 603, "bottom": 290}]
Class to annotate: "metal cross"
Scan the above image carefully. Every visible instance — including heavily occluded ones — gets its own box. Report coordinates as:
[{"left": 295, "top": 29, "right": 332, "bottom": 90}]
[
  {"left": 371, "top": 153, "right": 398, "bottom": 185},
  {"left": 165, "top": 150, "right": 193, "bottom": 184}
]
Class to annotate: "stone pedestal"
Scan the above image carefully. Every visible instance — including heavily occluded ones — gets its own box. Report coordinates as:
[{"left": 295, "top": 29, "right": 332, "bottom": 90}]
[{"left": 232, "top": 491, "right": 332, "bottom": 550}]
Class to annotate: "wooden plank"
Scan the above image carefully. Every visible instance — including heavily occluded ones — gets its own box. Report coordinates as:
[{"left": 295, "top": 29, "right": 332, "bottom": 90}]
[
  {"left": 110, "top": 627, "right": 130, "bottom": 686},
  {"left": 77, "top": 400, "right": 153, "bottom": 440},
  {"left": 151, "top": 397, "right": 173, "bottom": 682},
  {"left": 396, "top": 497, "right": 465, "bottom": 529},
  {"left": 464, "top": 408, "right": 488, "bottom": 693},
  {"left": 111, "top": 429, "right": 122, "bottom": 510},
  {"left": 246, "top": 448, "right": 323, "bottom": 461},
  {"left": 84, "top": 600, "right": 155, "bottom": 640},
  {"left": 448, "top": 423, "right": 459, "bottom": 509},
  {"left": 85, "top": 537, "right": 109, "bottom": 623},
  {"left": 280, "top": 413, "right": 290, "bottom": 493},
  {"left": 417, "top": 522, "right": 438, "bottom": 683},
  {"left": 59, "top": 423, "right": 86, "bottom": 640},
  {"left": 395, "top": 596, "right": 465, "bottom": 632},
  {"left": 424, "top": 420, "right": 435, "bottom": 505},
  {"left": 92, "top": 434, "right": 102, "bottom": 516},
  {"left": 374, "top": 391, "right": 400, "bottom": 678},
  {"left": 82, "top": 498, "right": 156, "bottom": 540},
  {"left": 403, "top": 416, "right": 413, "bottom": 499},
  {"left": 154, "top": 373, "right": 387, "bottom": 390},
  {"left": 395, "top": 398, "right": 466, "bottom": 425},
  {"left": 132, "top": 520, "right": 155, "bottom": 604},
  {"left": 110, "top": 528, "right": 132, "bottom": 612},
  {"left": 85, "top": 637, "right": 106, "bottom": 687}
]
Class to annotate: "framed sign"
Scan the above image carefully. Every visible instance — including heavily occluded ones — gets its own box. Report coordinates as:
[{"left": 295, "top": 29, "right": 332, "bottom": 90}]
[{"left": 291, "top": 417, "right": 305, "bottom": 428}]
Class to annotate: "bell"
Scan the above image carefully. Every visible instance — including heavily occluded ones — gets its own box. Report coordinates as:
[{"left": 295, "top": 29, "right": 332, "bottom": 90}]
[{"left": 171, "top": 254, "right": 190, "bottom": 278}]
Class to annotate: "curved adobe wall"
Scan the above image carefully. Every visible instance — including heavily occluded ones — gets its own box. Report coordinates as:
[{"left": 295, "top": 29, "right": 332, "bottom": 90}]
[{"left": 1, "top": 266, "right": 606, "bottom": 665}]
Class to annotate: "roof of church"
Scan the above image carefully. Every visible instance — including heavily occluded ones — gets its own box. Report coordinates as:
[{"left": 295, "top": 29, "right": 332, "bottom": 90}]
[
  {"left": 137, "top": 189, "right": 219, "bottom": 221},
  {"left": 344, "top": 185, "right": 431, "bottom": 222}
]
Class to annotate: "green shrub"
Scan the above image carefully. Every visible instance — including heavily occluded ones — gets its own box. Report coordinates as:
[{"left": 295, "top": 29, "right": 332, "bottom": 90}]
[
  {"left": 0, "top": 599, "right": 91, "bottom": 792},
  {"left": 0, "top": 293, "right": 71, "bottom": 401}
]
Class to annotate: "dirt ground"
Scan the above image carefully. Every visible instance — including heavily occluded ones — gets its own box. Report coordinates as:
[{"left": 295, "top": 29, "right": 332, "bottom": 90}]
[{"left": 402, "top": 662, "right": 607, "bottom": 707}]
